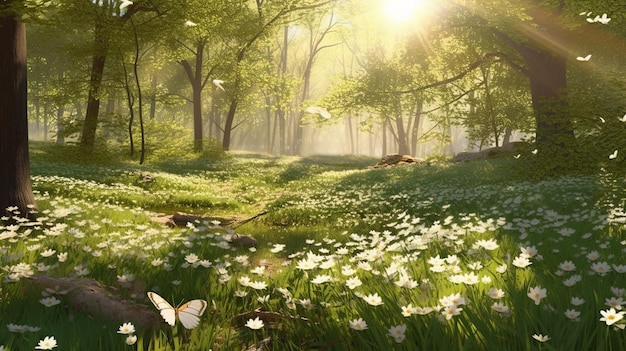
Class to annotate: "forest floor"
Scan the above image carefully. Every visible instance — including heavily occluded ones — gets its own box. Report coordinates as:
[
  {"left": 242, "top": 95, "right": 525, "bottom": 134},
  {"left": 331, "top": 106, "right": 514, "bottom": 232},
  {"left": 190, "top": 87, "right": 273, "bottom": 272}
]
[{"left": 0, "top": 142, "right": 625, "bottom": 350}]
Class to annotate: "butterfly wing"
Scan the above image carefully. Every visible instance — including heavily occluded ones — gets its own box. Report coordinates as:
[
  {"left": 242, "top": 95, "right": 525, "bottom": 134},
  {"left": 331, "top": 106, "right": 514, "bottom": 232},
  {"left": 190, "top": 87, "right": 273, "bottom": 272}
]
[
  {"left": 148, "top": 292, "right": 176, "bottom": 326},
  {"left": 177, "top": 299, "right": 208, "bottom": 329}
]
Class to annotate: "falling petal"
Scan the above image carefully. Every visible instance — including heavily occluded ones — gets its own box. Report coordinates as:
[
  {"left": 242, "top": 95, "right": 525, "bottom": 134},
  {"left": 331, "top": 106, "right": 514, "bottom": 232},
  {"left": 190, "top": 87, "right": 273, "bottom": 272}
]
[
  {"left": 212, "top": 79, "right": 225, "bottom": 91},
  {"left": 120, "top": 0, "right": 133, "bottom": 10}
]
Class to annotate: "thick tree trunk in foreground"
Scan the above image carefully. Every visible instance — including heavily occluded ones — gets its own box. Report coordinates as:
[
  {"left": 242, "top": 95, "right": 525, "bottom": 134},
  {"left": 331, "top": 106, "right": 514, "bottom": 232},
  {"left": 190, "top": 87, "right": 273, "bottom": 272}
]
[
  {"left": 0, "top": 10, "right": 37, "bottom": 219},
  {"left": 525, "top": 49, "right": 574, "bottom": 151}
]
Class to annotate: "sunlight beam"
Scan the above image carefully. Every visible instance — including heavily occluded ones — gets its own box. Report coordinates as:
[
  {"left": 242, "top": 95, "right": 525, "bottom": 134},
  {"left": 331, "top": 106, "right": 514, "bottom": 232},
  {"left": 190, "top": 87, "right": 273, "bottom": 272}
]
[{"left": 383, "top": 0, "right": 428, "bottom": 22}]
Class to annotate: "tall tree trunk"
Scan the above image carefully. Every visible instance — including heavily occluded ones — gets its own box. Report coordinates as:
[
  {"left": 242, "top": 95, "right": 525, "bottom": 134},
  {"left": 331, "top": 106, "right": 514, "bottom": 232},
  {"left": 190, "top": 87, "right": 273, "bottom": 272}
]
[
  {"left": 525, "top": 49, "right": 573, "bottom": 153},
  {"left": 43, "top": 105, "right": 49, "bottom": 141},
  {"left": 122, "top": 60, "right": 135, "bottom": 157},
  {"left": 345, "top": 114, "right": 354, "bottom": 154},
  {"left": 264, "top": 95, "right": 272, "bottom": 153},
  {"left": 179, "top": 41, "right": 205, "bottom": 152},
  {"left": 149, "top": 74, "right": 157, "bottom": 120},
  {"left": 395, "top": 115, "right": 409, "bottom": 155},
  {"left": 410, "top": 100, "right": 423, "bottom": 156},
  {"left": 381, "top": 121, "right": 387, "bottom": 156},
  {"left": 222, "top": 99, "right": 238, "bottom": 151},
  {"left": 56, "top": 105, "right": 65, "bottom": 145},
  {"left": 81, "top": 18, "right": 109, "bottom": 150},
  {"left": 503, "top": 127, "right": 513, "bottom": 146},
  {"left": 34, "top": 97, "right": 40, "bottom": 138},
  {"left": 0, "top": 8, "right": 37, "bottom": 219}
]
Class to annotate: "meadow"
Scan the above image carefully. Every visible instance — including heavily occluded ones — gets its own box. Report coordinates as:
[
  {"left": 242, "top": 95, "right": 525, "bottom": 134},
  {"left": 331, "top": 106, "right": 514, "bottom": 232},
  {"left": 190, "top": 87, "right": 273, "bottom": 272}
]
[{"left": 1, "top": 143, "right": 625, "bottom": 350}]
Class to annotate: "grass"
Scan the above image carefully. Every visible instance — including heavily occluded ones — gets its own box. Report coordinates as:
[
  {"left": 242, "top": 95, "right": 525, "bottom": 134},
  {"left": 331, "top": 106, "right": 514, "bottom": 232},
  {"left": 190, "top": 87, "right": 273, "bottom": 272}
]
[{"left": 1, "top": 141, "right": 625, "bottom": 350}]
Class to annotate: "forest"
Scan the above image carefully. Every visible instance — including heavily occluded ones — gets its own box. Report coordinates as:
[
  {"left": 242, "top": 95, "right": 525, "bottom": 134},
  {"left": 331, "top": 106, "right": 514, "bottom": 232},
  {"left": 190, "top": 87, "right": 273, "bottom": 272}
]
[{"left": 1, "top": 0, "right": 626, "bottom": 350}]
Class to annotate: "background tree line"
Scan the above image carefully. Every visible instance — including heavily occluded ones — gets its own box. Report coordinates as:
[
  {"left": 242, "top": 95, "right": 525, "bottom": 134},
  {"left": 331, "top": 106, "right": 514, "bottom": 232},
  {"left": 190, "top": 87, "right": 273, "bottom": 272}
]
[{"left": 2, "top": 0, "right": 626, "bottom": 215}]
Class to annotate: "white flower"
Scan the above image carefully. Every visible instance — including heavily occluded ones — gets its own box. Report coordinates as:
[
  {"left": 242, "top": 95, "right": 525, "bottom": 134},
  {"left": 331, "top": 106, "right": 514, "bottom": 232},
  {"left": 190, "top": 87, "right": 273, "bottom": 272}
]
[
  {"left": 35, "top": 336, "right": 58, "bottom": 349},
  {"left": 345, "top": 276, "right": 362, "bottom": 290},
  {"left": 495, "top": 264, "right": 508, "bottom": 273},
  {"left": 564, "top": 309, "right": 581, "bottom": 320},
  {"left": 475, "top": 239, "right": 499, "bottom": 250},
  {"left": 492, "top": 302, "right": 510, "bottom": 316},
  {"left": 250, "top": 266, "right": 265, "bottom": 275},
  {"left": 571, "top": 297, "right": 585, "bottom": 306},
  {"left": 527, "top": 286, "right": 547, "bottom": 305},
  {"left": 442, "top": 304, "right": 463, "bottom": 320},
  {"left": 563, "top": 274, "right": 582, "bottom": 287},
  {"left": 513, "top": 255, "right": 532, "bottom": 268},
  {"left": 245, "top": 317, "right": 264, "bottom": 330},
  {"left": 270, "top": 244, "right": 285, "bottom": 253},
  {"left": 238, "top": 276, "right": 251, "bottom": 287},
  {"left": 39, "top": 296, "right": 61, "bottom": 307},
  {"left": 349, "top": 318, "right": 368, "bottom": 330},
  {"left": 488, "top": 287, "right": 505, "bottom": 299},
  {"left": 184, "top": 253, "right": 199, "bottom": 264},
  {"left": 311, "top": 274, "right": 332, "bottom": 284},
  {"left": 363, "top": 293, "right": 383, "bottom": 306},
  {"left": 248, "top": 280, "right": 267, "bottom": 290},
  {"left": 125, "top": 334, "right": 137, "bottom": 345},
  {"left": 117, "top": 322, "right": 135, "bottom": 335},
  {"left": 388, "top": 324, "right": 407, "bottom": 343},
  {"left": 532, "top": 334, "right": 550, "bottom": 342},
  {"left": 590, "top": 261, "right": 611, "bottom": 275},
  {"left": 296, "top": 259, "right": 317, "bottom": 270},
  {"left": 439, "top": 293, "right": 465, "bottom": 307},
  {"left": 600, "top": 308, "right": 625, "bottom": 326},
  {"left": 558, "top": 260, "right": 576, "bottom": 271},
  {"left": 401, "top": 303, "right": 417, "bottom": 317},
  {"left": 40, "top": 249, "right": 56, "bottom": 257},
  {"left": 605, "top": 297, "right": 624, "bottom": 310},
  {"left": 586, "top": 251, "right": 600, "bottom": 261}
]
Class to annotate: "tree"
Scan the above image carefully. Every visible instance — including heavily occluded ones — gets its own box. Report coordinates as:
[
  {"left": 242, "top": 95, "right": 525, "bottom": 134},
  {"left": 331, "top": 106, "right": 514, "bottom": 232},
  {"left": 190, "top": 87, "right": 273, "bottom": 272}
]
[
  {"left": 0, "top": 1, "right": 37, "bottom": 219},
  {"left": 220, "top": 0, "right": 333, "bottom": 151},
  {"left": 70, "top": 0, "right": 159, "bottom": 151},
  {"left": 290, "top": 10, "right": 341, "bottom": 155},
  {"left": 460, "top": 62, "right": 533, "bottom": 149},
  {"left": 398, "top": 0, "right": 624, "bottom": 171}
]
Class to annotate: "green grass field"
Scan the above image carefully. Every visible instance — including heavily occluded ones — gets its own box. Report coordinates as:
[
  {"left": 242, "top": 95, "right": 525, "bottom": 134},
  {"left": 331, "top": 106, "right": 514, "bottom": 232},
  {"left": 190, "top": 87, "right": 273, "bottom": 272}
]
[{"left": 1, "top": 142, "right": 625, "bottom": 350}]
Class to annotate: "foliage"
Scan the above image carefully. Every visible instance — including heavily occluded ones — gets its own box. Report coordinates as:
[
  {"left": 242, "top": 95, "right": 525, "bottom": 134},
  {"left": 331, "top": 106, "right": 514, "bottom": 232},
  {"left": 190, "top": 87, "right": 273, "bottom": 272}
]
[{"left": 2, "top": 146, "right": 625, "bottom": 350}]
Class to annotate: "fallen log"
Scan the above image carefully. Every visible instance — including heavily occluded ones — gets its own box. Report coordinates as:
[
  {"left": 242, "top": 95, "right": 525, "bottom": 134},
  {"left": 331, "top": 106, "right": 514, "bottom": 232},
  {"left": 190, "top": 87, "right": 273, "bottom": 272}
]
[{"left": 25, "top": 275, "right": 161, "bottom": 329}]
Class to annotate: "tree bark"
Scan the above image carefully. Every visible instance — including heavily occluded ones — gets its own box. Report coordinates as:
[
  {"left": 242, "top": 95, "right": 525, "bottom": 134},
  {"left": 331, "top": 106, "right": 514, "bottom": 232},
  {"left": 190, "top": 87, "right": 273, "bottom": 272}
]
[
  {"left": 0, "top": 7, "right": 37, "bottom": 219},
  {"left": 80, "top": 18, "right": 108, "bottom": 150},
  {"left": 179, "top": 41, "right": 206, "bottom": 152},
  {"left": 222, "top": 99, "right": 238, "bottom": 151},
  {"left": 524, "top": 48, "right": 573, "bottom": 152},
  {"left": 56, "top": 105, "right": 65, "bottom": 145}
]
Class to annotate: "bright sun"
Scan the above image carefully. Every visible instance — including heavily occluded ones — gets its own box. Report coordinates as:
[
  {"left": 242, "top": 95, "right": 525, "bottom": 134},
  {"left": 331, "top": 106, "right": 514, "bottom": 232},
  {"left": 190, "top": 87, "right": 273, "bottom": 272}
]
[{"left": 383, "top": 0, "right": 425, "bottom": 22}]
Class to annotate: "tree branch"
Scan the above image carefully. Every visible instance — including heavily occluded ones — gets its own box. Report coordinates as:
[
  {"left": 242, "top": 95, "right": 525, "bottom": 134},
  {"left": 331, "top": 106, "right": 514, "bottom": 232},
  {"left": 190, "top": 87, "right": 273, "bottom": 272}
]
[{"left": 396, "top": 52, "right": 521, "bottom": 95}]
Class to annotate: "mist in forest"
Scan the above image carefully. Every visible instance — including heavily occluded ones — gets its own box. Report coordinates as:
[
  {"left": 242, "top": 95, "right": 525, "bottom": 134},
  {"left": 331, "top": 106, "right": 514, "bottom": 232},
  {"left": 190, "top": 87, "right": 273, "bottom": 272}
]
[{"left": 26, "top": 0, "right": 593, "bottom": 160}]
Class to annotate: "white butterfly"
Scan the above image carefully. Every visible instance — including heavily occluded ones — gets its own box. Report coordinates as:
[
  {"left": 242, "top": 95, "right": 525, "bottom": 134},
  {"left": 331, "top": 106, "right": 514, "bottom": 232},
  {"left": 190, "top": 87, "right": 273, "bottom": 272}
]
[
  {"left": 609, "top": 150, "right": 618, "bottom": 160},
  {"left": 576, "top": 54, "right": 592, "bottom": 61},
  {"left": 619, "top": 114, "right": 626, "bottom": 122},
  {"left": 147, "top": 292, "right": 207, "bottom": 329}
]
